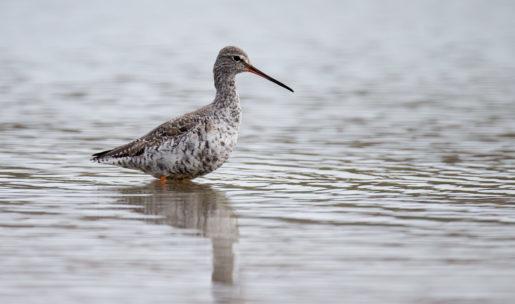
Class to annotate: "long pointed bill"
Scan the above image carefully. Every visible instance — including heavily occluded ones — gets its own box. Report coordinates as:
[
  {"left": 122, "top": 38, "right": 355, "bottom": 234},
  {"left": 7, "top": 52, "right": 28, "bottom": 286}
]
[{"left": 244, "top": 63, "right": 294, "bottom": 92}]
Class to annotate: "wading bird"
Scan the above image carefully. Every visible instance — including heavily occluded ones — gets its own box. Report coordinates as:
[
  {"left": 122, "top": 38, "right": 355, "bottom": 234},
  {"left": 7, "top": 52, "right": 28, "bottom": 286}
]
[{"left": 92, "top": 46, "right": 293, "bottom": 181}]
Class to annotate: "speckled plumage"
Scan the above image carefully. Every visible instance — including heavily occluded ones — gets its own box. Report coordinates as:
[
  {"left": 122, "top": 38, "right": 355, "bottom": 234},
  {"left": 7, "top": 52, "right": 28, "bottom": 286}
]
[{"left": 92, "top": 46, "right": 293, "bottom": 180}]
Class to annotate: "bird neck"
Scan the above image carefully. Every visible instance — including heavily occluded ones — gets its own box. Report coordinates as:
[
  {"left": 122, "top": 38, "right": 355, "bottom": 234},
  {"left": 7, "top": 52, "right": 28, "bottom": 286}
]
[{"left": 214, "top": 71, "right": 239, "bottom": 108}]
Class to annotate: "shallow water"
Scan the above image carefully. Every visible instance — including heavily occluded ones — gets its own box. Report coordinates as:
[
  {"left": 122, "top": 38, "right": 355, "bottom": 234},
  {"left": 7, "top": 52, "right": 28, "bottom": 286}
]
[{"left": 1, "top": 0, "right": 515, "bottom": 303}]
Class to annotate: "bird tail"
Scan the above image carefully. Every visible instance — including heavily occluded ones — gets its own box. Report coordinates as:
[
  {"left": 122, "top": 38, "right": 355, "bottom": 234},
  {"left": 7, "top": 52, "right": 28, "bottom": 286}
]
[{"left": 91, "top": 149, "right": 113, "bottom": 162}]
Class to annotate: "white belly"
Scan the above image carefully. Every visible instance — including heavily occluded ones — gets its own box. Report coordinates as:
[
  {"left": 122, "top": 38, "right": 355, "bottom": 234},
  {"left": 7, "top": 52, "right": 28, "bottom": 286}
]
[{"left": 144, "top": 117, "right": 240, "bottom": 179}]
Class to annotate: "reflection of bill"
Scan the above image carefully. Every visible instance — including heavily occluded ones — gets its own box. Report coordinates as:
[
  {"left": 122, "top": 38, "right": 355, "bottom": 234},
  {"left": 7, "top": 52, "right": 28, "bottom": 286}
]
[{"left": 119, "top": 181, "right": 239, "bottom": 284}]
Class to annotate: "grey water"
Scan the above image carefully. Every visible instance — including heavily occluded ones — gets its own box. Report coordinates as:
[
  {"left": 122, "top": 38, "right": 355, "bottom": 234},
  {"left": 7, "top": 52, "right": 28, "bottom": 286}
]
[{"left": 1, "top": 0, "right": 515, "bottom": 303}]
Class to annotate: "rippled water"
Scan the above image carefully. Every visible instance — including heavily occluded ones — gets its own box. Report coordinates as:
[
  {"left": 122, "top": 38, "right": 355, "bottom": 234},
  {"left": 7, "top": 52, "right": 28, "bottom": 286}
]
[{"left": 1, "top": 0, "right": 515, "bottom": 303}]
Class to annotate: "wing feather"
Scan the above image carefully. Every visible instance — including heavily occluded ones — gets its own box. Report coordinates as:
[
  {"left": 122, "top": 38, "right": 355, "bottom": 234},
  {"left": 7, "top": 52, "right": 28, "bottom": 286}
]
[{"left": 91, "top": 105, "right": 210, "bottom": 162}]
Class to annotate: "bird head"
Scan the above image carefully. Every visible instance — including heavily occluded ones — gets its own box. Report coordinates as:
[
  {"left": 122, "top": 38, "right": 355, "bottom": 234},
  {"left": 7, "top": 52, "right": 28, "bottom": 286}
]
[{"left": 214, "top": 46, "right": 293, "bottom": 92}]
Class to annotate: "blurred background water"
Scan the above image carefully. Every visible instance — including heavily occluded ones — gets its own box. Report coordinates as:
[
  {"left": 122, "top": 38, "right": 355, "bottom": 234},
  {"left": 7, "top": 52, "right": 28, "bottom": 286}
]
[{"left": 1, "top": 0, "right": 515, "bottom": 303}]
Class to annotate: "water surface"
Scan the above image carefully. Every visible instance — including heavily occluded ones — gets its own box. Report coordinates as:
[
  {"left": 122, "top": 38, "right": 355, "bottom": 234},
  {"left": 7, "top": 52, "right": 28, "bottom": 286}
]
[{"left": 1, "top": 1, "right": 515, "bottom": 303}]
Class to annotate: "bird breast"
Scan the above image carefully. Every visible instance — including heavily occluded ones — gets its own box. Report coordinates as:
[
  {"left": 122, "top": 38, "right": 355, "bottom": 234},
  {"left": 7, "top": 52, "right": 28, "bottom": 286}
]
[{"left": 152, "top": 109, "right": 241, "bottom": 178}]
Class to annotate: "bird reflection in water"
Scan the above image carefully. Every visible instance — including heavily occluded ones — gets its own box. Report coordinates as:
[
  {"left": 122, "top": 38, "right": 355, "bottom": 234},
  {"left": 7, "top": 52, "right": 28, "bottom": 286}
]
[{"left": 118, "top": 180, "right": 239, "bottom": 285}]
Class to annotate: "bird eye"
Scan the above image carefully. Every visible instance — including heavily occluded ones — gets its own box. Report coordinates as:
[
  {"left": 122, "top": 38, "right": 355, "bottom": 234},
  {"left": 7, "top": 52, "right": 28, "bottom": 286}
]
[{"left": 232, "top": 56, "right": 241, "bottom": 62}]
